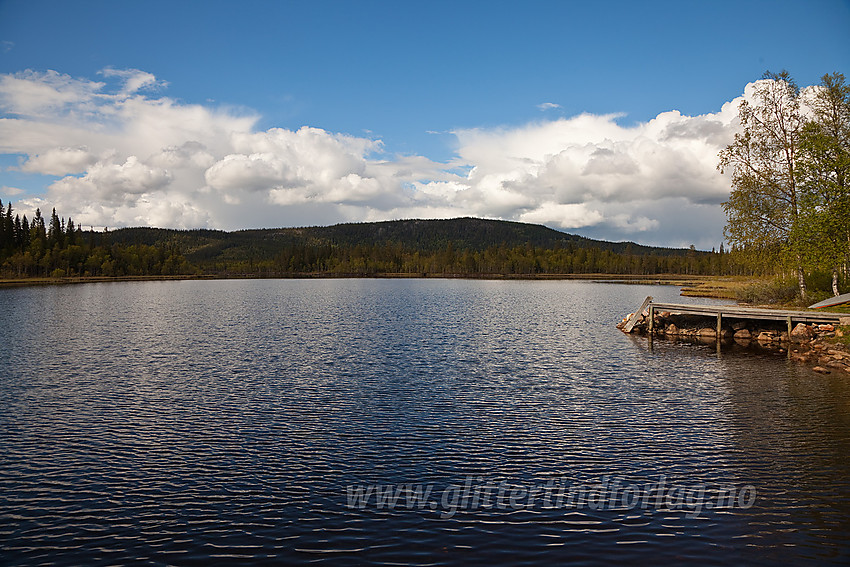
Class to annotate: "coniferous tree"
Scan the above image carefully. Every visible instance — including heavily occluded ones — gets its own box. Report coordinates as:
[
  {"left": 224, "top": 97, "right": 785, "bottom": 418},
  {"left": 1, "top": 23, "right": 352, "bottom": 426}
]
[
  {"left": 21, "top": 215, "right": 30, "bottom": 250},
  {"left": 13, "top": 215, "right": 22, "bottom": 250},
  {"left": 2, "top": 202, "right": 13, "bottom": 252},
  {"left": 0, "top": 198, "right": 5, "bottom": 251},
  {"left": 66, "top": 217, "right": 76, "bottom": 246},
  {"left": 48, "top": 208, "right": 63, "bottom": 249},
  {"left": 32, "top": 209, "right": 44, "bottom": 234}
]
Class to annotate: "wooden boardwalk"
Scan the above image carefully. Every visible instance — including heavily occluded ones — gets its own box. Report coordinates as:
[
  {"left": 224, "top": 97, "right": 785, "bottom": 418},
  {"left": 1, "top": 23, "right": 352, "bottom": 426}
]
[{"left": 622, "top": 295, "right": 849, "bottom": 335}]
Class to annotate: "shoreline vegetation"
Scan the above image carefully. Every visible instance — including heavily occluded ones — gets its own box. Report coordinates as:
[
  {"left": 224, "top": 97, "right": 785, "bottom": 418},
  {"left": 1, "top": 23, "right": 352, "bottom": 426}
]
[
  {"left": 0, "top": 203, "right": 843, "bottom": 304},
  {"left": 718, "top": 71, "right": 849, "bottom": 302}
]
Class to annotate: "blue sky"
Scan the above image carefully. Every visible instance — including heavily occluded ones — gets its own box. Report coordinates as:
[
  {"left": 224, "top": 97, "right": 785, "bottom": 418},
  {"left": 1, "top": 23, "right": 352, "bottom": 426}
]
[{"left": 0, "top": 0, "right": 848, "bottom": 248}]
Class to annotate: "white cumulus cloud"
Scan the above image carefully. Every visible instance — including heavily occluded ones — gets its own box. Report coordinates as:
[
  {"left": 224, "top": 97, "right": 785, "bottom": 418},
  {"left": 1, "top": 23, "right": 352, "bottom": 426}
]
[
  {"left": 51, "top": 156, "right": 172, "bottom": 203},
  {"left": 0, "top": 67, "right": 751, "bottom": 246},
  {"left": 519, "top": 203, "right": 604, "bottom": 228},
  {"left": 18, "top": 146, "right": 98, "bottom": 175},
  {"left": 412, "top": 103, "right": 740, "bottom": 244}
]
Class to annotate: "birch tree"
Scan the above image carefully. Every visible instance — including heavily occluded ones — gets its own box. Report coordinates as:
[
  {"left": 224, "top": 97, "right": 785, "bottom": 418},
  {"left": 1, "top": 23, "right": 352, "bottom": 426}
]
[
  {"left": 796, "top": 72, "right": 850, "bottom": 296},
  {"left": 719, "top": 71, "right": 808, "bottom": 299}
]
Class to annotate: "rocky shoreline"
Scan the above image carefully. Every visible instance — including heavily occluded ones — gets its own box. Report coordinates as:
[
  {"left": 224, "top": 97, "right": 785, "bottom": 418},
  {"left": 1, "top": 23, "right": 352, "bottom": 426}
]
[{"left": 618, "top": 309, "right": 850, "bottom": 375}]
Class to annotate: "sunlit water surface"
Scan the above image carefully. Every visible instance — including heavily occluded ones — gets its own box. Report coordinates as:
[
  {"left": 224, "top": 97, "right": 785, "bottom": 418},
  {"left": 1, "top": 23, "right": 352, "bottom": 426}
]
[{"left": 1, "top": 279, "right": 849, "bottom": 565}]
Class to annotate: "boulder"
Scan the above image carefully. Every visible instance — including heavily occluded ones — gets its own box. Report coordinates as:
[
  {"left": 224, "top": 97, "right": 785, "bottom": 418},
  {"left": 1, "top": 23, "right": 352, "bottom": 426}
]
[
  {"left": 666, "top": 323, "right": 679, "bottom": 335},
  {"left": 790, "top": 323, "right": 814, "bottom": 342},
  {"left": 818, "top": 324, "right": 835, "bottom": 332},
  {"left": 733, "top": 329, "right": 752, "bottom": 339},
  {"left": 812, "top": 366, "right": 831, "bottom": 374},
  {"left": 757, "top": 331, "right": 777, "bottom": 342},
  {"left": 698, "top": 328, "right": 716, "bottom": 337}
]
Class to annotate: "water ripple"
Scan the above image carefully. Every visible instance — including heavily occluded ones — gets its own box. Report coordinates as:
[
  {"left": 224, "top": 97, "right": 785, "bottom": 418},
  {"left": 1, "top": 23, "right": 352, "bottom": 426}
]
[{"left": 1, "top": 279, "right": 849, "bottom": 565}]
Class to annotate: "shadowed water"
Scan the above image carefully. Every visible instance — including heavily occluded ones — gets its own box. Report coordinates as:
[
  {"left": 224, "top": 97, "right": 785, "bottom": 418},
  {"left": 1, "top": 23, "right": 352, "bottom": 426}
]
[{"left": 1, "top": 279, "right": 849, "bottom": 565}]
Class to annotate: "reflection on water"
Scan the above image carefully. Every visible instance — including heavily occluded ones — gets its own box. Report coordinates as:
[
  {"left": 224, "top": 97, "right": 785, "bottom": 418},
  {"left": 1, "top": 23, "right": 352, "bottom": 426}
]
[{"left": 0, "top": 279, "right": 848, "bottom": 565}]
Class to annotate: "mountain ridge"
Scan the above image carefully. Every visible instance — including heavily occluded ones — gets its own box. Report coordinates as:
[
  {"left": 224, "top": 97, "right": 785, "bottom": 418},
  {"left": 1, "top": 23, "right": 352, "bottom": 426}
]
[{"left": 108, "top": 217, "right": 696, "bottom": 262}]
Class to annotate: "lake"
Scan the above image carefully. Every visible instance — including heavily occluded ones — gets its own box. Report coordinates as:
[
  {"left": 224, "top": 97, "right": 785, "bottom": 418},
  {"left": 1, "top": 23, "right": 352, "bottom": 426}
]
[{"left": 1, "top": 279, "right": 849, "bottom": 565}]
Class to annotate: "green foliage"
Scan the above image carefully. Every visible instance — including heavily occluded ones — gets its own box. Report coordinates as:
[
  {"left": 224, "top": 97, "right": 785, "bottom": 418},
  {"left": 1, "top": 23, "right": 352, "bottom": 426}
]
[
  {"left": 796, "top": 72, "right": 850, "bottom": 294},
  {"left": 720, "top": 71, "right": 850, "bottom": 298},
  {"left": 734, "top": 269, "right": 846, "bottom": 307},
  {"left": 719, "top": 70, "right": 809, "bottom": 297},
  {"left": 807, "top": 269, "right": 845, "bottom": 294}
]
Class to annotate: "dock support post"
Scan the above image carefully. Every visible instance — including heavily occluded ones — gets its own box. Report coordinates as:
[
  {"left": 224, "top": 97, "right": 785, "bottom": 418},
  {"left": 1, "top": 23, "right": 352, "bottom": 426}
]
[
  {"left": 787, "top": 316, "right": 792, "bottom": 339},
  {"left": 716, "top": 312, "right": 722, "bottom": 338},
  {"left": 648, "top": 304, "right": 654, "bottom": 335}
]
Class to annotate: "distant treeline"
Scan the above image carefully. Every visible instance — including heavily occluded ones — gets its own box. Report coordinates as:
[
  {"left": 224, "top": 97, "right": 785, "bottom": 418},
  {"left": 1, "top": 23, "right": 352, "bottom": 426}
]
[
  {"left": 185, "top": 240, "right": 732, "bottom": 277},
  {"left": 0, "top": 202, "right": 192, "bottom": 278},
  {"left": 0, "top": 201, "right": 755, "bottom": 279}
]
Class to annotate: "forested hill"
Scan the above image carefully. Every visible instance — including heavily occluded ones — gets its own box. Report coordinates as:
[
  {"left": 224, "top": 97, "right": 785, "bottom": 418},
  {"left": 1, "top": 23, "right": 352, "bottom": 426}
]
[
  {"left": 99, "top": 217, "right": 728, "bottom": 277},
  {"left": 109, "top": 217, "right": 687, "bottom": 260},
  {"left": 2, "top": 206, "right": 733, "bottom": 278}
]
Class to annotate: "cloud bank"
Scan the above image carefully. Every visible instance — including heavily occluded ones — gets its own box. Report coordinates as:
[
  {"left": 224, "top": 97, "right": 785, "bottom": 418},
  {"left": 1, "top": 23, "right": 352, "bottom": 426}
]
[{"left": 0, "top": 68, "right": 742, "bottom": 247}]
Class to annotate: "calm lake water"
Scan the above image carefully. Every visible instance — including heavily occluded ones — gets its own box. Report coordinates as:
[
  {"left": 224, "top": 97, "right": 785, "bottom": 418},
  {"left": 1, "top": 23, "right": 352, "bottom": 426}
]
[{"left": 1, "top": 279, "right": 849, "bottom": 565}]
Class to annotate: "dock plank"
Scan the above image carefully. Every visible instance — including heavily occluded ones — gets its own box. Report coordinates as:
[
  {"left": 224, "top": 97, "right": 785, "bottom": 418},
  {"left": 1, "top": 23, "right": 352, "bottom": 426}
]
[
  {"left": 649, "top": 302, "right": 845, "bottom": 324},
  {"left": 623, "top": 296, "right": 653, "bottom": 333}
]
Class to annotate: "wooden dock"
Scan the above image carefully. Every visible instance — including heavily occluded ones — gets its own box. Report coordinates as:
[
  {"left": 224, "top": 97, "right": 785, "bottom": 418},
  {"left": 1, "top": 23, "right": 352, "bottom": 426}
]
[{"left": 622, "top": 296, "right": 849, "bottom": 335}]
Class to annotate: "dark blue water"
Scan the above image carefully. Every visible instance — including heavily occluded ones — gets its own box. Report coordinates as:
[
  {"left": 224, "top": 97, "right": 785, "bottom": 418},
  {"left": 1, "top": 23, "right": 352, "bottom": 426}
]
[{"left": 1, "top": 279, "right": 849, "bottom": 565}]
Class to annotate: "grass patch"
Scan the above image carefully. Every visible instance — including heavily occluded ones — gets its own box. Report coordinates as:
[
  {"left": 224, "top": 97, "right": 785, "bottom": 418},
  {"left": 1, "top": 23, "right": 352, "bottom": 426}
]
[
  {"left": 827, "top": 326, "right": 850, "bottom": 347},
  {"left": 734, "top": 277, "right": 805, "bottom": 306},
  {"left": 679, "top": 276, "right": 757, "bottom": 300}
]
